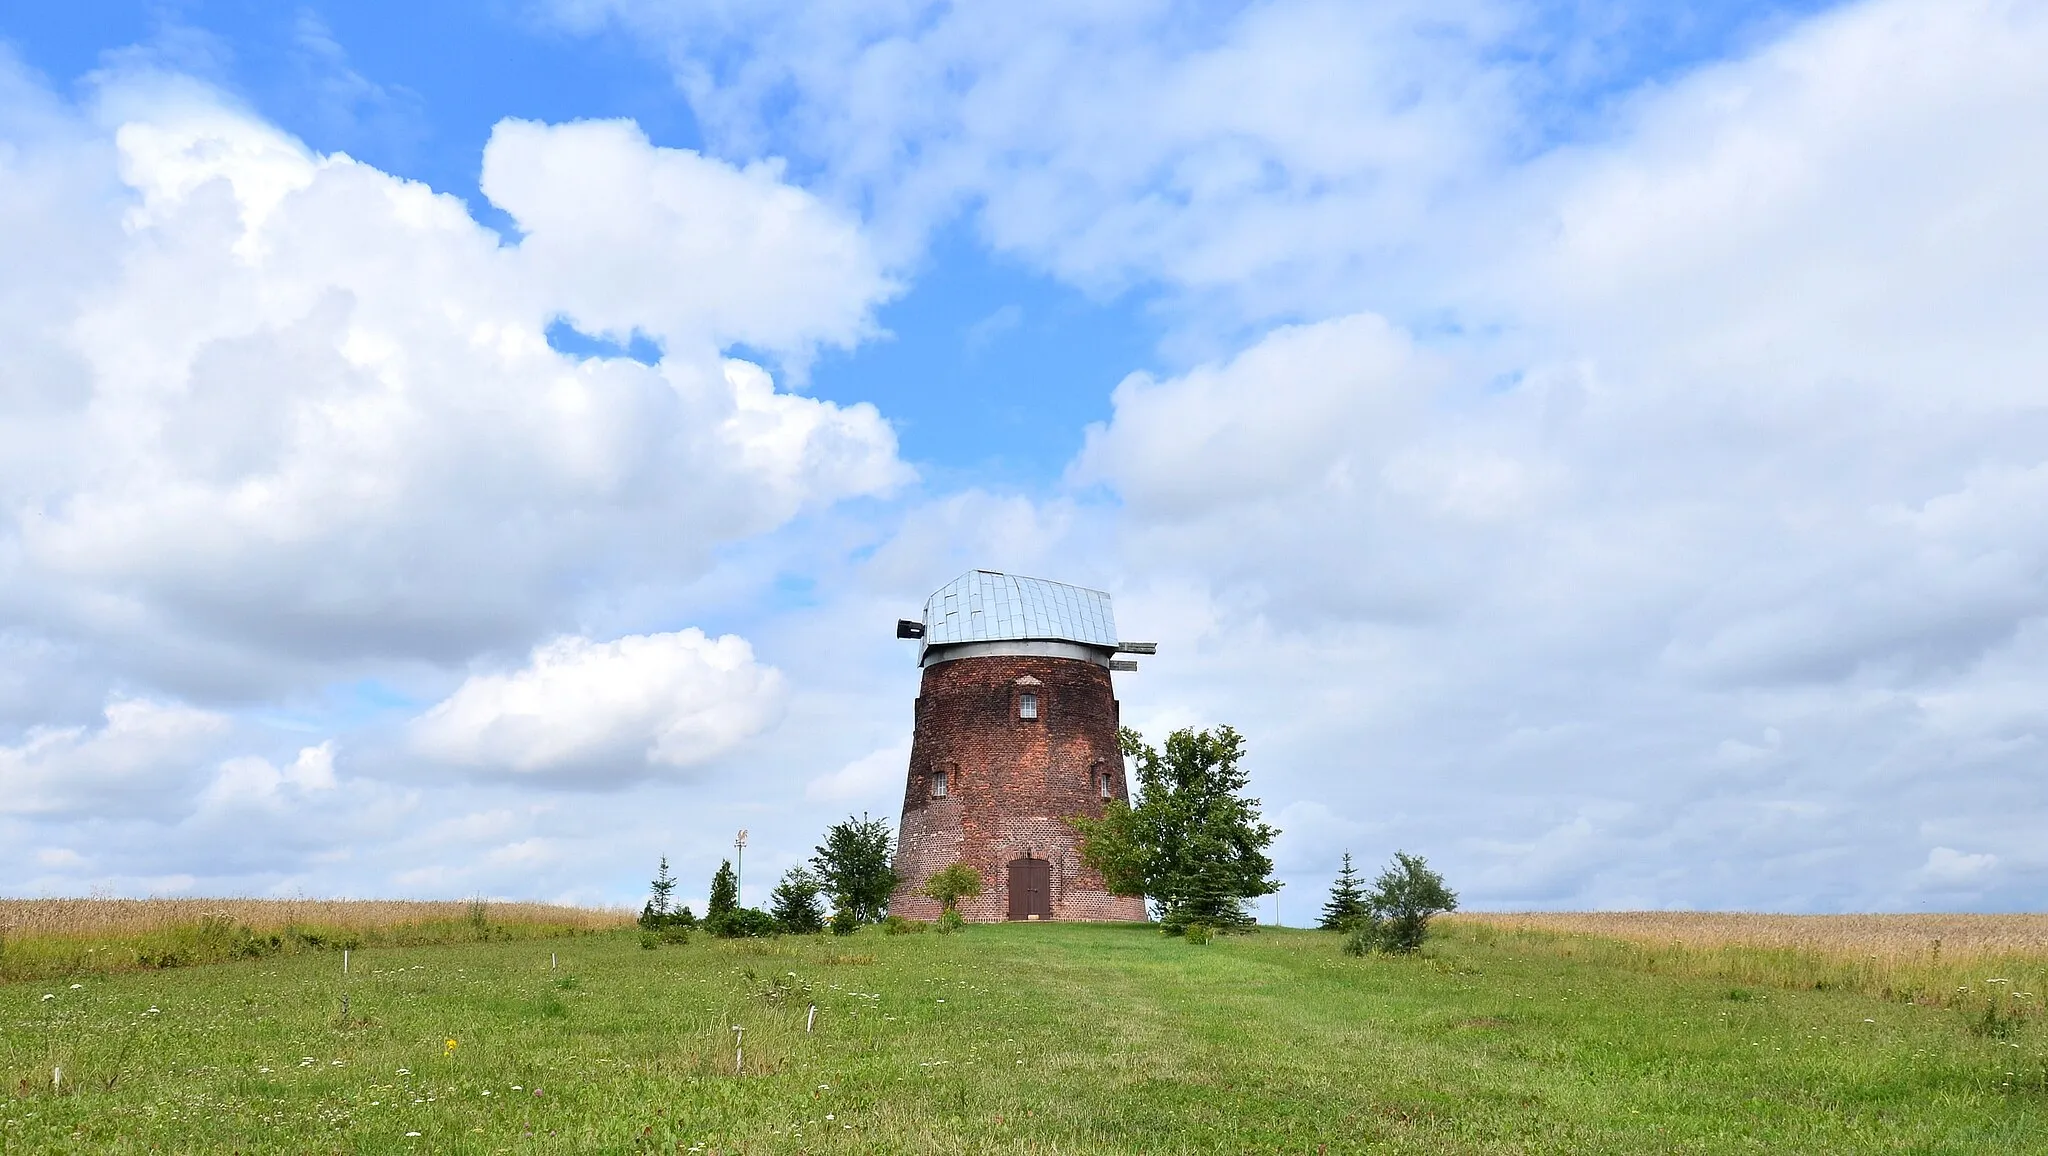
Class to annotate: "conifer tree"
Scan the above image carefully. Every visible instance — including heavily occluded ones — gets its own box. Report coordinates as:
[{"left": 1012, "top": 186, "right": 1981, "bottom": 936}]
[
  {"left": 769, "top": 866, "right": 825, "bottom": 934},
  {"left": 707, "top": 859, "right": 739, "bottom": 919},
  {"left": 1319, "top": 852, "right": 1368, "bottom": 930}
]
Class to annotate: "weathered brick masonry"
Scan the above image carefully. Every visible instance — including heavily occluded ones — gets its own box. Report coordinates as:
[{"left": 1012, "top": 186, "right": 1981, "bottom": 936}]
[{"left": 889, "top": 653, "right": 1147, "bottom": 922}]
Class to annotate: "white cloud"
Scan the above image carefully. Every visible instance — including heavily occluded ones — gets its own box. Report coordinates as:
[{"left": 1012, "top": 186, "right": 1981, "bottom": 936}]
[
  {"left": 805, "top": 741, "right": 908, "bottom": 803},
  {"left": 0, "top": 698, "right": 228, "bottom": 817},
  {"left": 199, "top": 743, "right": 338, "bottom": 809},
  {"left": 412, "top": 629, "right": 785, "bottom": 780},
  {"left": 548, "top": 0, "right": 1520, "bottom": 320},
  {"left": 480, "top": 117, "right": 895, "bottom": 364},
  {"left": 1919, "top": 847, "right": 1997, "bottom": 887},
  {"left": 0, "top": 71, "right": 907, "bottom": 701}
]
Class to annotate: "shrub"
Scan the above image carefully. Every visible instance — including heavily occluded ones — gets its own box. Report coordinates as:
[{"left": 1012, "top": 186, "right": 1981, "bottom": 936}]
[
  {"left": 1341, "top": 853, "right": 1458, "bottom": 955},
  {"left": 936, "top": 908, "right": 966, "bottom": 935},
  {"left": 829, "top": 907, "right": 858, "bottom": 937},
  {"left": 639, "top": 931, "right": 659, "bottom": 950},
  {"left": 881, "top": 915, "right": 927, "bottom": 935},
  {"left": 1184, "top": 923, "right": 1214, "bottom": 945},
  {"left": 919, "top": 862, "right": 983, "bottom": 913},
  {"left": 708, "top": 907, "right": 779, "bottom": 939},
  {"left": 657, "top": 924, "right": 692, "bottom": 946}
]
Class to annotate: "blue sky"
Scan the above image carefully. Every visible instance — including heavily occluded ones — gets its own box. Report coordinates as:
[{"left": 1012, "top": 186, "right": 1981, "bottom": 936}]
[{"left": 3, "top": 0, "right": 2045, "bottom": 915}]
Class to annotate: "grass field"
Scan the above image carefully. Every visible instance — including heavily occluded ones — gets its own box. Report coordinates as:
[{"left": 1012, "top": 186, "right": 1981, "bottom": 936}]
[{"left": 4, "top": 919, "right": 2046, "bottom": 1154}]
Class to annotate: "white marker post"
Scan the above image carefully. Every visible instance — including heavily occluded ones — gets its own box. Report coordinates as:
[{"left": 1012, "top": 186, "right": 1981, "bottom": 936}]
[
  {"left": 807, "top": 1004, "right": 817, "bottom": 1034},
  {"left": 733, "top": 1025, "right": 745, "bottom": 1075},
  {"left": 343, "top": 948, "right": 350, "bottom": 975},
  {"left": 551, "top": 952, "right": 557, "bottom": 970}
]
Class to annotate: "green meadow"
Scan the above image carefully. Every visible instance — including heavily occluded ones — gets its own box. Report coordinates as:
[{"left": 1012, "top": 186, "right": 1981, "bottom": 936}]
[{"left": 4, "top": 921, "right": 2044, "bottom": 1154}]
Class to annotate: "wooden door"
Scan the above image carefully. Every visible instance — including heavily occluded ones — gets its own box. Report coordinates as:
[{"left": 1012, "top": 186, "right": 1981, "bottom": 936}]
[{"left": 1007, "top": 857, "right": 1052, "bottom": 920}]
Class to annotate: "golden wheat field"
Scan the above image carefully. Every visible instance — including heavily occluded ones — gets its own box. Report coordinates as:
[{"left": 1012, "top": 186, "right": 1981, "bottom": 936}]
[
  {"left": 0, "top": 896, "right": 631, "bottom": 939},
  {"left": 0, "top": 897, "right": 633, "bottom": 982},
  {"left": 1449, "top": 910, "right": 2048, "bottom": 1015}
]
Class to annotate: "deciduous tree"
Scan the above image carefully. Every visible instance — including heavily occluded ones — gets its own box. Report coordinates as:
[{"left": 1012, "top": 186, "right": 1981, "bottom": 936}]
[
  {"left": 812, "top": 813, "right": 899, "bottom": 923},
  {"left": 1070, "top": 725, "right": 1278, "bottom": 933}
]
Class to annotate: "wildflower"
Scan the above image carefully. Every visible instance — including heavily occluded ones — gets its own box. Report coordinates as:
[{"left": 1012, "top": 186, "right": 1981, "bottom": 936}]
[{"left": 444, "top": 1039, "right": 458, "bottom": 1056}]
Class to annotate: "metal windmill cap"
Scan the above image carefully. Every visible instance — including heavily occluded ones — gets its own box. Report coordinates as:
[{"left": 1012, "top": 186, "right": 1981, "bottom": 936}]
[{"left": 922, "top": 570, "right": 1118, "bottom": 649}]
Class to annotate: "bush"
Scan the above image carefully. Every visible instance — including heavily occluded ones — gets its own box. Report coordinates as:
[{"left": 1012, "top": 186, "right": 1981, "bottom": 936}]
[
  {"left": 936, "top": 908, "right": 966, "bottom": 935},
  {"left": 639, "top": 931, "right": 659, "bottom": 950},
  {"left": 919, "top": 862, "right": 983, "bottom": 913},
  {"left": 657, "top": 924, "right": 692, "bottom": 946},
  {"left": 829, "top": 907, "right": 858, "bottom": 937},
  {"left": 707, "top": 907, "right": 779, "bottom": 939},
  {"left": 1341, "top": 853, "right": 1458, "bottom": 955},
  {"left": 881, "top": 915, "right": 927, "bottom": 935},
  {"left": 1183, "top": 923, "right": 1214, "bottom": 945}
]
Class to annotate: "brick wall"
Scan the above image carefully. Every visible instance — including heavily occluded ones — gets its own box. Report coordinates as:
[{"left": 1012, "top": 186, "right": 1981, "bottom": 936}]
[{"left": 889, "top": 653, "right": 1147, "bottom": 923}]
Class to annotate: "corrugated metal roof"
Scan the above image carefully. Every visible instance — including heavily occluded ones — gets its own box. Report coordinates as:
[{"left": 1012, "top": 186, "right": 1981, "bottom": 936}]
[{"left": 923, "top": 570, "right": 1117, "bottom": 648}]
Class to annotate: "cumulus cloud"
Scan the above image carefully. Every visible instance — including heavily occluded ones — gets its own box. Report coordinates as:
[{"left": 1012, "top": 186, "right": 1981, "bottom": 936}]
[
  {"left": 0, "top": 698, "right": 228, "bottom": 817},
  {"left": 0, "top": 70, "right": 907, "bottom": 705},
  {"left": 412, "top": 629, "right": 785, "bottom": 780},
  {"left": 805, "top": 741, "right": 908, "bottom": 803},
  {"left": 1919, "top": 847, "right": 1998, "bottom": 887},
  {"left": 547, "top": 0, "right": 1519, "bottom": 319}
]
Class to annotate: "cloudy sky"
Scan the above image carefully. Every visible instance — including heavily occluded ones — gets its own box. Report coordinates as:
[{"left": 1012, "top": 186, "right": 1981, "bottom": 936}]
[{"left": 2, "top": 0, "right": 2043, "bottom": 915}]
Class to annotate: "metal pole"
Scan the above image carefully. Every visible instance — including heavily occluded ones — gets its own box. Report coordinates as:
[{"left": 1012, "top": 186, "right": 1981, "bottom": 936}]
[{"left": 735, "top": 829, "right": 748, "bottom": 905}]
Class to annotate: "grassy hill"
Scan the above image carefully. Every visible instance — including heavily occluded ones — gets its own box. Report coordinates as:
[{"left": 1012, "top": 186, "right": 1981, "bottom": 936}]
[{"left": 4, "top": 918, "right": 2044, "bottom": 1153}]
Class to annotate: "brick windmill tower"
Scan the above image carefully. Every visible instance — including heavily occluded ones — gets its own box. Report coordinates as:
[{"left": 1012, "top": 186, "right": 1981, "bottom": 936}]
[{"left": 888, "top": 570, "right": 1155, "bottom": 922}]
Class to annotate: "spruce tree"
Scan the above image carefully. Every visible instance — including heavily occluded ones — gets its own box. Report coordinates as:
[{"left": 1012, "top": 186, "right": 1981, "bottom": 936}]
[
  {"left": 1319, "top": 852, "right": 1368, "bottom": 930},
  {"left": 707, "top": 859, "right": 739, "bottom": 919},
  {"left": 769, "top": 866, "right": 825, "bottom": 934}
]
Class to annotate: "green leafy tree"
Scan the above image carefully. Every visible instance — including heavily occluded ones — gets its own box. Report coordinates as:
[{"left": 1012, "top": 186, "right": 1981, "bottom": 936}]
[
  {"left": 1345, "top": 851, "right": 1457, "bottom": 954},
  {"left": 919, "top": 862, "right": 983, "bottom": 913},
  {"left": 1319, "top": 852, "right": 1369, "bottom": 930},
  {"left": 707, "top": 859, "right": 739, "bottom": 920},
  {"left": 812, "top": 813, "right": 899, "bottom": 923},
  {"left": 769, "top": 866, "right": 826, "bottom": 934},
  {"left": 1070, "top": 725, "right": 1279, "bottom": 934}
]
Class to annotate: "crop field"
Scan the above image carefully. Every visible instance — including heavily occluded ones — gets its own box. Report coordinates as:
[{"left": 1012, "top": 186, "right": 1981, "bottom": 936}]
[
  {"left": 4, "top": 916, "right": 2046, "bottom": 1153},
  {"left": 1449, "top": 912, "right": 2048, "bottom": 1018},
  {"left": 0, "top": 899, "right": 633, "bottom": 985}
]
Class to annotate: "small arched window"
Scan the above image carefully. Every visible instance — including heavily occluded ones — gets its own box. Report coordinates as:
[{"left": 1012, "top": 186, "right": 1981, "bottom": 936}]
[
  {"left": 931, "top": 767, "right": 948, "bottom": 797},
  {"left": 1099, "top": 769, "right": 1113, "bottom": 799}
]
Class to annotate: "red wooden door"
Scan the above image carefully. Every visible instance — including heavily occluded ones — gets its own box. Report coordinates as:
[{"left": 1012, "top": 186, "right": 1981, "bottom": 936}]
[{"left": 1007, "top": 857, "right": 1052, "bottom": 920}]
